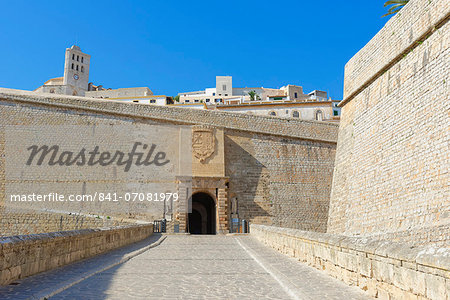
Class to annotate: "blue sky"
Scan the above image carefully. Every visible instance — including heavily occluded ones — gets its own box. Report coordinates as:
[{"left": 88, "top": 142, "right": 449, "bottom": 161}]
[{"left": 0, "top": 1, "right": 391, "bottom": 99}]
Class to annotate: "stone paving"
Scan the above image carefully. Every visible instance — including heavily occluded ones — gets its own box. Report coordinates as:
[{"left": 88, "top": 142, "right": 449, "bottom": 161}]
[{"left": 0, "top": 235, "right": 371, "bottom": 299}]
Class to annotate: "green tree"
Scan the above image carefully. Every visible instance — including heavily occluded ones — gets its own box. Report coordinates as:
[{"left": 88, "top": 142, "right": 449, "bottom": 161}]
[
  {"left": 248, "top": 90, "right": 257, "bottom": 101},
  {"left": 173, "top": 95, "right": 180, "bottom": 102},
  {"left": 383, "top": 0, "right": 409, "bottom": 17}
]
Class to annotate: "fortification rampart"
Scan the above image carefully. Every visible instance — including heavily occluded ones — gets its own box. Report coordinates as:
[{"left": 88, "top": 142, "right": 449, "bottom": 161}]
[
  {"left": 0, "top": 89, "right": 337, "bottom": 234},
  {"left": 251, "top": 224, "right": 450, "bottom": 300},
  {"left": 0, "top": 209, "right": 135, "bottom": 237},
  {"left": 0, "top": 224, "right": 153, "bottom": 285},
  {"left": 328, "top": 0, "right": 449, "bottom": 243},
  {"left": 225, "top": 131, "right": 335, "bottom": 231},
  {"left": 342, "top": 0, "right": 449, "bottom": 103}
]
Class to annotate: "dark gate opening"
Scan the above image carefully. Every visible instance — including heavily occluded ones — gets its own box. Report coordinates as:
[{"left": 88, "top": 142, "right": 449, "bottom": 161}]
[{"left": 188, "top": 192, "right": 216, "bottom": 234}]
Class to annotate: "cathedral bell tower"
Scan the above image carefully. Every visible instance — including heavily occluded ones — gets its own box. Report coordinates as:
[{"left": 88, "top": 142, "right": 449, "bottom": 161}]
[{"left": 63, "top": 45, "right": 90, "bottom": 96}]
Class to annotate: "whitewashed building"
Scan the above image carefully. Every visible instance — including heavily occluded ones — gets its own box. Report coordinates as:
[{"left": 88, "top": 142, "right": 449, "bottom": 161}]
[{"left": 176, "top": 76, "right": 340, "bottom": 122}]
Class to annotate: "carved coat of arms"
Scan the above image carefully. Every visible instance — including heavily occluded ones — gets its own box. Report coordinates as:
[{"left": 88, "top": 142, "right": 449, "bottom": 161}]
[{"left": 192, "top": 126, "right": 215, "bottom": 163}]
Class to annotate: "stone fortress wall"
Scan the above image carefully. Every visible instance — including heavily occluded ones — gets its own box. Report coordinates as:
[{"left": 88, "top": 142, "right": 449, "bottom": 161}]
[
  {"left": 0, "top": 224, "right": 154, "bottom": 285},
  {"left": 251, "top": 224, "right": 450, "bottom": 300},
  {"left": 327, "top": 0, "right": 449, "bottom": 245},
  {"left": 249, "top": 2, "right": 449, "bottom": 299},
  {"left": 225, "top": 131, "right": 335, "bottom": 231},
  {"left": 0, "top": 88, "right": 338, "bottom": 235},
  {"left": 0, "top": 208, "right": 135, "bottom": 237}
]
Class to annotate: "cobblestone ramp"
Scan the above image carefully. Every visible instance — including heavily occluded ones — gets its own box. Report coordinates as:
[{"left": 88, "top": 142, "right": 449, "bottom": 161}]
[{"left": 0, "top": 235, "right": 371, "bottom": 299}]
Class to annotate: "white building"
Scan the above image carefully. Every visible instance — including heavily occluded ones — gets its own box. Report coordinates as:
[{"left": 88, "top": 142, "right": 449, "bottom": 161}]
[
  {"left": 178, "top": 76, "right": 310, "bottom": 105},
  {"left": 175, "top": 76, "right": 341, "bottom": 122},
  {"left": 85, "top": 87, "right": 172, "bottom": 105},
  {"left": 215, "top": 100, "right": 341, "bottom": 122}
]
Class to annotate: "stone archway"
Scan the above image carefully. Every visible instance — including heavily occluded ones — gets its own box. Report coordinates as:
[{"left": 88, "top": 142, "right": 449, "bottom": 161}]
[
  {"left": 176, "top": 176, "right": 228, "bottom": 234},
  {"left": 188, "top": 192, "right": 216, "bottom": 234}
]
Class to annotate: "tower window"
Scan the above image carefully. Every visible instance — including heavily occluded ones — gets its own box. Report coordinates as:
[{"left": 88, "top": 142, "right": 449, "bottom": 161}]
[
  {"left": 294, "top": 92, "right": 298, "bottom": 98},
  {"left": 81, "top": 66, "right": 84, "bottom": 73},
  {"left": 71, "top": 63, "right": 74, "bottom": 69},
  {"left": 222, "top": 84, "right": 226, "bottom": 91},
  {"left": 77, "top": 55, "right": 79, "bottom": 61},
  {"left": 76, "top": 65, "right": 79, "bottom": 71},
  {"left": 81, "top": 57, "right": 84, "bottom": 63},
  {"left": 72, "top": 54, "right": 75, "bottom": 60}
]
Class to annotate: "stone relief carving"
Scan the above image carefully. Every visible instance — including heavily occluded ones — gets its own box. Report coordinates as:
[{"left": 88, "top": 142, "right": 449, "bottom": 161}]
[{"left": 192, "top": 126, "right": 215, "bottom": 163}]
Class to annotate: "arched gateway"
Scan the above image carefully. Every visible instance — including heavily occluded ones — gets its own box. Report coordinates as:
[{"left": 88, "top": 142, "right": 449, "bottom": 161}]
[
  {"left": 188, "top": 192, "right": 216, "bottom": 234},
  {"left": 176, "top": 176, "right": 229, "bottom": 235},
  {"left": 174, "top": 126, "right": 229, "bottom": 234}
]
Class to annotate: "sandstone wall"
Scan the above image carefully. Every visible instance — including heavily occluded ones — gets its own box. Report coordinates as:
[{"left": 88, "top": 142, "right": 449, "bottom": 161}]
[
  {"left": 251, "top": 224, "right": 450, "bottom": 300},
  {"left": 225, "top": 131, "right": 335, "bottom": 232},
  {"left": 328, "top": 0, "right": 450, "bottom": 243},
  {"left": 0, "top": 90, "right": 175, "bottom": 231},
  {"left": 0, "top": 224, "right": 153, "bottom": 285},
  {"left": 0, "top": 209, "right": 132, "bottom": 237},
  {"left": 0, "top": 89, "right": 338, "bottom": 234}
]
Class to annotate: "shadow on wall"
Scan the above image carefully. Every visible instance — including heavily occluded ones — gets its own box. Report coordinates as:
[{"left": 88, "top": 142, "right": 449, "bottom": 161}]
[
  {"left": 224, "top": 134, "right": 271, "bottom": 224},
  {"left": 270, "top": 139, "right": 335, "bottom": 233},
  {"left": 225, "top": 131, "right": 335, "bottom": 232}
]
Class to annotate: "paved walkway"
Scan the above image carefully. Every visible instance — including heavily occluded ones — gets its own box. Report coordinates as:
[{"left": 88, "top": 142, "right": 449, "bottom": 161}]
[{"left": 0, "top": 235, "right": 370, "bottom": 300}]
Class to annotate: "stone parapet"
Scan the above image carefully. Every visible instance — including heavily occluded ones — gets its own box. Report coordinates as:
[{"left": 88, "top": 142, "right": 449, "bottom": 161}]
[
  {"left": 0, "top": 224, "right": 153, "bottom": 285},
  {"left": 0, "top": 209, "right": 134, "bottom": 237},
  {"left": 342, "top": 0, "right": 450, "bottom": 103},
  {"left": 251, "top": 224, "right": 450, "bottom": 300}
]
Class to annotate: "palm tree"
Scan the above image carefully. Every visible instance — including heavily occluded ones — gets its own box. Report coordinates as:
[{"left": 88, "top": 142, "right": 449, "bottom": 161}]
[
  {"left": 248, "top": 90, "right": 257, "bottom": 101},
  {"left": 383, "top": 0, "right": 409, "bottom": 17}
]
